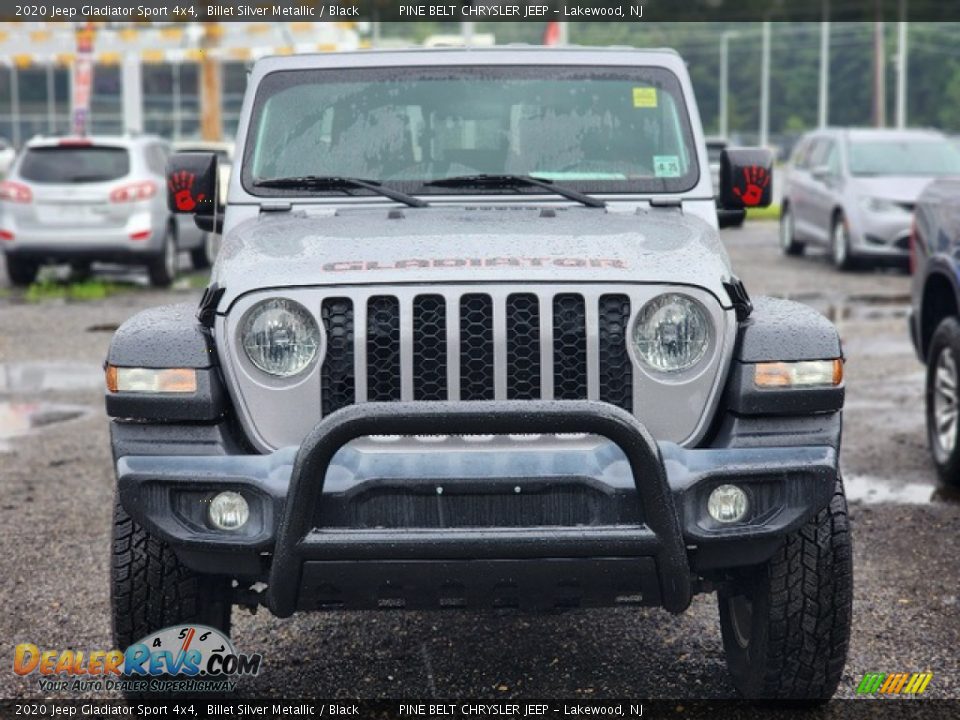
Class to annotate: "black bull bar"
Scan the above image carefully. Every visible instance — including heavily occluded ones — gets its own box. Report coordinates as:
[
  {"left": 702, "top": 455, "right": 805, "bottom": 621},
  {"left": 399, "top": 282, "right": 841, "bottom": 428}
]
[{"left": 266, "top": 401, "right": 693, "bottom": 616}]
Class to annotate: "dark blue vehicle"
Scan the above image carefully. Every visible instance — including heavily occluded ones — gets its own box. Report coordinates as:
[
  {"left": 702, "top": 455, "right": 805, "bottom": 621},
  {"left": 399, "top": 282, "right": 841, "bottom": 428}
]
[{"left": 910, "top": 177, "right": 960, "bottom": 485}]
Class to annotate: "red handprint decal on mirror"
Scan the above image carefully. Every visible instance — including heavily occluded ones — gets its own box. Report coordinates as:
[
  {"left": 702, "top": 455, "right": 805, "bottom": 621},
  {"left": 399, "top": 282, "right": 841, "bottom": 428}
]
[
  {"left": 732, "top": 165, "right": 770, "bottom": 206},
  {"left": 168, "top": 171, "right": 205, "bottom": 212}
]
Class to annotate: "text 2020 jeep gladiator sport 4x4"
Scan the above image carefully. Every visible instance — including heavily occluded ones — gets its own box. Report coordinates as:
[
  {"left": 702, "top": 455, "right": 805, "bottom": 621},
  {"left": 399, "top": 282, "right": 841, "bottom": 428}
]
[{"left": 105, "top": 48, "right": 851, "bottom": 699}]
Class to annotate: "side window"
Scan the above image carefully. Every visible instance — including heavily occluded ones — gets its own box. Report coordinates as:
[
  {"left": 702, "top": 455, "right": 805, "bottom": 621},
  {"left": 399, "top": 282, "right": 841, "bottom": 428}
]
[
  {"left": 825, "top": 143, "right": 842, "bottom": 176},
  {"left": 792, "top": 139, "right": 811, "bottom": 169},
  {"left": 144, "top": 144, "right": 167, "bottom": 175},
  {"left": 807, "top": 139, "right": 832, "bottom": 170}
]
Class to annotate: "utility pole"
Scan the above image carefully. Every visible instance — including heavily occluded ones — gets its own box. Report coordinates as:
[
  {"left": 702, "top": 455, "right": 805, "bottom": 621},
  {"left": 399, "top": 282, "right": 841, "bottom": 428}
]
[
  {"left": 719, "top": 30, "right": 738, "bottom": 138},
  {"left": 895, "top": 1, "right": 908, "bottom": 128},
  {"left": 873, "top": 6, "right": 886, "bottom": 127},
  {"left": 200, "top": 23, "right": 222, "bottom": 141},
  {"left": 818, "top": 20, "right": 830, "bottom": 128},
  {"left": 760, "top": 21, "right": 771, "bottom": 148}
]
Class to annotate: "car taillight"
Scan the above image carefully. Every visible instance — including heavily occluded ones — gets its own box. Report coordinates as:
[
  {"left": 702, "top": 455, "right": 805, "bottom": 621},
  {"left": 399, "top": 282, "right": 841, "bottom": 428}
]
[
  {"left": 0, "top": 229, "right": 14, "bottom": 241},
  {"left": 110, "top": 181, "right": 157, "bottom": 203},
  {"left": 0, "top": 181, "right": 32, "bottom": 204}
]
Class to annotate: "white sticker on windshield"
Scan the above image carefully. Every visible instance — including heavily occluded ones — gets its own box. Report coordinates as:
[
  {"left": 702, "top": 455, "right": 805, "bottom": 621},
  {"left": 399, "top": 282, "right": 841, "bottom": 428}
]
[{"left": 653, "top": 155, "right": 681, "bottom": 178}]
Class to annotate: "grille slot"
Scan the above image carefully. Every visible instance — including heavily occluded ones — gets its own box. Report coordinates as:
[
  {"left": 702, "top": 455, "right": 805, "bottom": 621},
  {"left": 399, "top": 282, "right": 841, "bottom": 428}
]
[
  {"left": 413, "top": 295, "right": 448, "bottom": 401},
  {"left": 506, "top": 293, "right": 541, "bottom": 399},
  {"left": 320, "top": 298, "right": 354, "bottom": 416},
  {"left": 459, "top": 294, "right": 495, "bottom": 401},
  {"left": 553, "top": 294, "right": 588, "bottom": 400},
  {"left": 598, "top": 295, "right": 633, "bottom": 412},
  {"left": 367, "top": 296, "right": 401, "bottom": 401}
]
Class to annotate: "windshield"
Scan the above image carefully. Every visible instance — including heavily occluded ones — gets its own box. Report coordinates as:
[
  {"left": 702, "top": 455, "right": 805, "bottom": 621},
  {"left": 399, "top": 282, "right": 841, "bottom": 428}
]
[
  {"left": 243, "top": 65, "right": 699, "bottom": 196},
  {"left": 19, "top": 146, "right": 129, "bottom": 183},
  {"left": 848, "top": 138, "right": 960, "bottom": 177}
]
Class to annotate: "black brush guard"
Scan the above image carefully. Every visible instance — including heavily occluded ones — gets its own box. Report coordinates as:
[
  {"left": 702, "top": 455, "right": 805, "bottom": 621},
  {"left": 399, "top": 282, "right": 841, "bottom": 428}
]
[{"left": 266, "top": 401, "right": 693, "bottom": 616}]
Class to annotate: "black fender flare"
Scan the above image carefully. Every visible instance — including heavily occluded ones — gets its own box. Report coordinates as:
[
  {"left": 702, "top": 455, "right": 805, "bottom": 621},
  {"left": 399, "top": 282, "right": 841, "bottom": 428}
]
[
  {"left": 723, "top": 295, "right": 843, "bottom": 416},
  {"left": 106, "top": 303, "right": 225, "bottom": 421}
]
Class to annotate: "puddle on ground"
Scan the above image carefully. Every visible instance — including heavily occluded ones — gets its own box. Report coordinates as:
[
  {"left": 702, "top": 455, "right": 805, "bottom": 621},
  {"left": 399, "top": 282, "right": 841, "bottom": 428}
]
[
  {"left": 0, "top": 401, "right": 91, "bottom": 452},
  {"left": 844, "top": 473, "right": 960, "bottom": 505},
  {"left": 0, "top": 362, "right": 104, "bottom": 394},
  {"left": 782, "top": 294, "right": 910, "bottom": 323}
]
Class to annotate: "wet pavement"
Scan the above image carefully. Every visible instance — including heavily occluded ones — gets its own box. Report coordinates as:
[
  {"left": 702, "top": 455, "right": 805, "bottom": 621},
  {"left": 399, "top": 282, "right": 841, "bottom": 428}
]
[{"left": 0, "top": 224, "right": 958, "bottom": 703}]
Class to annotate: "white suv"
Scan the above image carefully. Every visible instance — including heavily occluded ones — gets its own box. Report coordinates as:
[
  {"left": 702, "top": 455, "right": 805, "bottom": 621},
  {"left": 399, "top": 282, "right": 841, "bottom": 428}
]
[{"left": 0, "top": 134, "right": 215, "bottom": 287}]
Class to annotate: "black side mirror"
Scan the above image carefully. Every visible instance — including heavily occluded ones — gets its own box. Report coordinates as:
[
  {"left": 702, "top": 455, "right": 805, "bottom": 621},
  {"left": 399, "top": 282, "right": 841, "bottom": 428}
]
[
  {"left": 166, "top": 152, "right": 222, "bottom": 233},
  {"left": 720, "top": 147, "right": 774, "bottom": 209}
]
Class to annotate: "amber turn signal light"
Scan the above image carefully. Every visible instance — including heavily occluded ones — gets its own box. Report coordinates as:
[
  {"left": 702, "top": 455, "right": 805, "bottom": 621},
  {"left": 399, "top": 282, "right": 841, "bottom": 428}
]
[
  {"left": 105, "top": 365, "right": 197, "bottom": 394},
  {"left": 754, "top": 359, "right": 843, "bottom": 388}
]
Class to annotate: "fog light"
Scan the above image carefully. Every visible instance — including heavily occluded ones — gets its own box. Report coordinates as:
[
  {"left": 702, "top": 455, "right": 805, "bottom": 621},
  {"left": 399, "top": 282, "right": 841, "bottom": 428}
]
[
  {"left": 707, "top": 484, "right": 749, "bottom": 524},
  {"left": 208, "top": 491, "right": 249, "bottom": 531}
]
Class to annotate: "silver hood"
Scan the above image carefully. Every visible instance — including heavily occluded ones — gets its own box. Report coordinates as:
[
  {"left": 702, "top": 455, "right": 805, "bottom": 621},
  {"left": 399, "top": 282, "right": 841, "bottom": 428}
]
[{"left": 213, "top": 206, "right": 735, "bottom": 310}]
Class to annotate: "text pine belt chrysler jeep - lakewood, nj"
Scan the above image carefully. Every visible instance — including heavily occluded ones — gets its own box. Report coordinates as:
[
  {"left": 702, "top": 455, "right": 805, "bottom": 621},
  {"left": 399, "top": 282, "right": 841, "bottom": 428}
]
[{"left": 104, "top": 48, "right": 851, "bottom": 700}]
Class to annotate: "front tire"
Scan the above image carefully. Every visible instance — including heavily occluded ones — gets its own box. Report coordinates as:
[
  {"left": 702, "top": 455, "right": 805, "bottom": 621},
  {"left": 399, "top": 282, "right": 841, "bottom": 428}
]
[
  {"left": 148, "top": 225, "right": 178, "bottom": 288},
  {"left": 779, "top": 205, "right": 804, "bottom": 256},
  {"left": 830, "top": 213, "right": 856, "bottom": 271},
  {"left": 926, "top": 317, "right": 960, "bottom": 487},
  {"left": 718, "top": 476, "right": 852, "bottom": 700},
  {"left": 111, "top": 501, "right": 232, "bottom": 653}
]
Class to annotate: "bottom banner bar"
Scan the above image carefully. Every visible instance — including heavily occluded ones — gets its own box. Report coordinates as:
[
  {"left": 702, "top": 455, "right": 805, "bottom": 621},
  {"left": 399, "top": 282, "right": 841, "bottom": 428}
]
[{"left": 0, "top": 699, "right": 957, "bottom": 720}]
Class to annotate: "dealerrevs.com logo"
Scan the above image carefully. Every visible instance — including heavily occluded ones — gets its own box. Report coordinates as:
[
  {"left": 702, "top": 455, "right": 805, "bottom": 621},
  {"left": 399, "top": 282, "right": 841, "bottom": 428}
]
[{"left": 14, "top": 625, "right": 261, "bottom": 693}]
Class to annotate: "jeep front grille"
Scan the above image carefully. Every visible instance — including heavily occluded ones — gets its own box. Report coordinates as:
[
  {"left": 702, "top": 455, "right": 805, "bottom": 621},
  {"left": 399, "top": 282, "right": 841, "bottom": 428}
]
[{"left": 318, "top": 291, "right": 633, "bottom": 414}]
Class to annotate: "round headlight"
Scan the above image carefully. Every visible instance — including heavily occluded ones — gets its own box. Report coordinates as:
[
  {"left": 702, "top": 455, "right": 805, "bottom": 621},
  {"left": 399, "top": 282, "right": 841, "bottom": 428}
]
[
  {"left": 633, "top": 293, "right": 711, "bottom": 373},
  {"left": 241, "top": 298, "right": 320, "bottom": 377}
]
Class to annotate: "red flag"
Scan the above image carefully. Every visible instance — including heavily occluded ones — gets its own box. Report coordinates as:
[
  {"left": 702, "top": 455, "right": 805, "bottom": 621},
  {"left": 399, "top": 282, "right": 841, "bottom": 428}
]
[{"left": 543, "top": 21, "right": 560, "bottom": 46}]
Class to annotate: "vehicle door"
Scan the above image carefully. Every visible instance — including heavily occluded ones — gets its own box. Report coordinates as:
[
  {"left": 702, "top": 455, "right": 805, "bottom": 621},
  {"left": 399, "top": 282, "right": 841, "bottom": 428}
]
[
  {"left": 802, "top": 138, "right": 841, "bottom": 245},
  {"left": 787, "top": 137, "right": 821, "bottom": 240}
]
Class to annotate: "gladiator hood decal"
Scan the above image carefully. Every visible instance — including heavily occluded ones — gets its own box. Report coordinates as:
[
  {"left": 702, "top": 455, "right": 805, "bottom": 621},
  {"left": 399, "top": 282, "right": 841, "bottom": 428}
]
[{"left": 212, "top": 207, "right": 735, "bottom": 309}]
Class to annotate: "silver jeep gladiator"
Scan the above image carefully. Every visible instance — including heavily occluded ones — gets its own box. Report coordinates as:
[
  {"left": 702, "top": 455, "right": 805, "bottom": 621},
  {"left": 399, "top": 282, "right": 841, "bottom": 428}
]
[{"left": 106, "top": 47, "right": 851, "bottom": 699}]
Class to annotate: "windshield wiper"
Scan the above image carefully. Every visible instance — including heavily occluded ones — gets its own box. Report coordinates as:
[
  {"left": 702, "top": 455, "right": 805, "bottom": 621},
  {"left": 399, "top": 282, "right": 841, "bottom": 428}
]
[
  {"left": 424, "top": 174, "right": 606, "bottom": 208},
  {"left": 253, "top": 175, "right": 429, "bottom": 208}
]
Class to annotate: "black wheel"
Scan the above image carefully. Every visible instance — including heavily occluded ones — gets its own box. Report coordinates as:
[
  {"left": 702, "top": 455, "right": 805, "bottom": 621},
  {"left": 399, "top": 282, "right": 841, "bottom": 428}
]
[
  {"left": 830, "top": 213, "right": 856, "bottom": 271},
  {"left": 190, "top": 233, "right": 218, "bottom": 270},
  {"left": 779, "top": 205, "right": 804, "bottom": 256},
  {"left": 148, "top": 225, "right": 178, "bottom": 288},
  {"left": 718, "top": 476, "right": 852, "bottom": 700},
  {"left": 111, "top": 500, "right": 232, "bottom": 653},
  {"left": 926, "top": 317, "right": 960, "bottom": 487},
  {"left": 5, "top": 255, "right": 39, "bottom": 286}
]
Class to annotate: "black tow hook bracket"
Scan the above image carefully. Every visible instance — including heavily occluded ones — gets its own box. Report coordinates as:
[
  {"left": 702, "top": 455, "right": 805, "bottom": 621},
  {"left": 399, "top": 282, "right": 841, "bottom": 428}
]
[
  {"left": 723, "top": 277, "right": 753, "bottom": 322},
  {"left": 197, "top": 283, "right": 226, "bottom": 328}
]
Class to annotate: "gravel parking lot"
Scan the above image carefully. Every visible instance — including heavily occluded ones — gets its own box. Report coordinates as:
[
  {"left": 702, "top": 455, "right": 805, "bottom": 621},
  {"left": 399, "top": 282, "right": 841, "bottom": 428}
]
[{"left": 1, "top": 221, "right": 957, "bottom": 703}]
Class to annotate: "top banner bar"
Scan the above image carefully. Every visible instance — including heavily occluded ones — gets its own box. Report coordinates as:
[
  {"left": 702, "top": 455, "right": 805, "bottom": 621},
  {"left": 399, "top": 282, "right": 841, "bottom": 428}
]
[{"left": 5, "top": 0, "right": 960, "bottom": 23}]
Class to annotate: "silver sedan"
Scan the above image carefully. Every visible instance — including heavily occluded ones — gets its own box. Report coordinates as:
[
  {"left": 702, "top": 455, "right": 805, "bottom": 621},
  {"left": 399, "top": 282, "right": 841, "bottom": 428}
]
[{"left": 779, "top": 127, "right": 960, "bottom": 270}]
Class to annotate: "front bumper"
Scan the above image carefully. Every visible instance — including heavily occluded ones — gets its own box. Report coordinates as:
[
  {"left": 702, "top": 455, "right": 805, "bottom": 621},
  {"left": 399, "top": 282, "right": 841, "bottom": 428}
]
[
  {"left": 849, "top": 209, "right": 912, "bottom": 257},
  {"left": 116, "top": 401, "right": 838, "bottom": 616}
]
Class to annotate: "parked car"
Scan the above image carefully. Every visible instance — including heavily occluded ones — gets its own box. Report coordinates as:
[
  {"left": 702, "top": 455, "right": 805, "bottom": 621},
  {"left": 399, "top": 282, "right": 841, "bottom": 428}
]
[
  {"left": 910, "top": 177, "right": 960, "bottom": 486},
  {"left": 705, "top": 135, "right": 727, "bottom": 192},
  {"left": 0, "top": 134, "right": 217, "bottom": 287},
  {"left": 780, "top": 127, "right": 960, "bottom": 270},
  {"left": 105, "top": 47, "right": 850, "bottom": 699}
]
